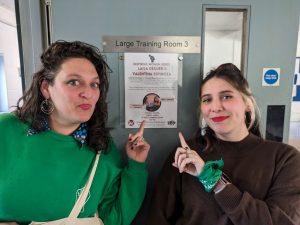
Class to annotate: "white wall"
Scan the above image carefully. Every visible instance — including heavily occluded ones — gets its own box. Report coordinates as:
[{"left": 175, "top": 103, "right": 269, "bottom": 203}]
[
  {"left": 297, "top": 30, "right": 300, "bottom": 57},
  {"left": 290, "top": 29, "right": 300, "bottom": 122},
  {"left": 203, "top": 30, "right": 242, "bottom": 76},
  {"left": 0, "top": 5, "right": 22, "bottom": 112},
  {"left": 289, "top": 30, "right": 300, "bottom": 147}
]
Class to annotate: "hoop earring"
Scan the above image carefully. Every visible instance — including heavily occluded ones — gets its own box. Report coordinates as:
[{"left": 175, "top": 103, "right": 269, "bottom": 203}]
[
  {"left": 201, "top": 118, "right": 207, "bottom": 136},
  {"left": 41, "top": 99, "right": 54, "bottom": 115}
]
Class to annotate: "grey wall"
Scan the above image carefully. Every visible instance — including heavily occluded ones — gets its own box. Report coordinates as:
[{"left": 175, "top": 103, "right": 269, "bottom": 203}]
[
  {"left": 246, "top": 0, "right": 300, "bottom": 140},
  {"left": 17, "top": 0, "right": 300, "bottom": 224}
]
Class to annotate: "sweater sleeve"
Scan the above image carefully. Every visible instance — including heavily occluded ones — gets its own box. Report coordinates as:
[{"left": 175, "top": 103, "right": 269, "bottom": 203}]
[
  {"left": 98, "top": 142, "right": 148, "bottom": 225},
  {"left": 146, "top": 151, "right": 182, "bottom": 225},
  {"left": 214, "top": 146, "right": 300, "bottom": 225}
]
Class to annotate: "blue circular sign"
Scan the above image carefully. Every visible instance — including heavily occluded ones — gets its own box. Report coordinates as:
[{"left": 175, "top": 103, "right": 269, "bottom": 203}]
[{"left": 264, "top": 69, "right": 279, "bottom": 85}]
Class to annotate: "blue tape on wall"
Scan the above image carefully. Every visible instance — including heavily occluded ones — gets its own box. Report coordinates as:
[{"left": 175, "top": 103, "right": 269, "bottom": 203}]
[{"left": 293, "top": 86, "right": 300, "bottom": 101}]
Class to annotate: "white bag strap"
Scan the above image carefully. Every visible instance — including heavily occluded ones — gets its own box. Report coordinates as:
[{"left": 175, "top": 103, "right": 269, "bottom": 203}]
[{"left": 69, "top": 152, "right": 101, "bottom": 218}]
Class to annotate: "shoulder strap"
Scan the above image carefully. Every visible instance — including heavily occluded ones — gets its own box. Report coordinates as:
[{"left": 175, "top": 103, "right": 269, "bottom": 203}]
[{"left": 69, "top": 152, "right": 101, "bottom": 218}]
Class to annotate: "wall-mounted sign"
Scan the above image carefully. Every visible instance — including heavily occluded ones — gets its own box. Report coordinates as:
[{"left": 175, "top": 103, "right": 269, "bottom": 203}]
[
  {"left": 262, "top": 68, "right": 280, "bottom": 86},
  {"left": 102, "top": 36, "right": 200, "bottom": 53},
  {"left": 124, "top": 53, "right": 179, "bottom": 128}
]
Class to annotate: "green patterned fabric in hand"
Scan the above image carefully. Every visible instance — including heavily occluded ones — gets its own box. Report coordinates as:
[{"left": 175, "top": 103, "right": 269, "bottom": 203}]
[{"left": 197, "top": 159, "right": 224, "bottom": 192}]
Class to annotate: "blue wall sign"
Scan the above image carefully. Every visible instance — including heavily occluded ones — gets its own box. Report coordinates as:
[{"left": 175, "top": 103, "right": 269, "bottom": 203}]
[{"left": 262, "top": 68, "right": 280, "bottom": 86}]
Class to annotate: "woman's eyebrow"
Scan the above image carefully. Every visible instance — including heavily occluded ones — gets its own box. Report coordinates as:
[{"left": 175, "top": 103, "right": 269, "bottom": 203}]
[
  {"left": 200, "top": 94, "right": 211, "bottom": 98},
  {"left": 219, "top": 90, "right": 234, "bottom": 94},
  {"left": 66, "top": 74, "right": 99, "bottom": 81}
]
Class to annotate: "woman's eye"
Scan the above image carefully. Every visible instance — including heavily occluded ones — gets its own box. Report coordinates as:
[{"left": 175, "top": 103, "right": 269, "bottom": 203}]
[
  {"left": 91, "top": 82, "right": 100, "bottom": 88},
  {"left": 222, "top": 95, "right": 232, "bottom": 100},
  {"left": 201, "top": 98, "right": 211, "bottom": 104},
  {"left": 67, "top": 80, "right": 79, "bottom": 86}
]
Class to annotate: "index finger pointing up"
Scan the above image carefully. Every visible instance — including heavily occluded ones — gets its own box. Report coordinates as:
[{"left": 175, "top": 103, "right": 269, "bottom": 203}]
[
  {"left": 178, "top": 132, "right": 189, "bottom": 149},
  {"left": 137, "top": 120, "right": 145, "bottom": 136}
]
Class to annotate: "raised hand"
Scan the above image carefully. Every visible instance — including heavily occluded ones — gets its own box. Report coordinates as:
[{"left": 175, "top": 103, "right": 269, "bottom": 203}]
[
  {"left": 172, "top": 132, "right": 205, "bottom": 176},
  {"left": 126, "top": 121, "right": 150, "bottom": 163}
]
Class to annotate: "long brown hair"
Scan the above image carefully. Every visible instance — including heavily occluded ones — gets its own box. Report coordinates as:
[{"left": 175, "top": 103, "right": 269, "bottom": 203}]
[
  {"left": 15, "top": 40, "right": 111, "bottom": 153},
  {"left": 194, "top": 63, "right": 262, "bottom": 152}
]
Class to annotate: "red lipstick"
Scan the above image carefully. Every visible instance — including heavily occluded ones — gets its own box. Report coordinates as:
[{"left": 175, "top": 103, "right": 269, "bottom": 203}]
[
  {"left": 211, "top": 116, "right": 229, "bottom": 122},
  {"left": 79, "top": 104, "right": 91, "bottom": 110}
]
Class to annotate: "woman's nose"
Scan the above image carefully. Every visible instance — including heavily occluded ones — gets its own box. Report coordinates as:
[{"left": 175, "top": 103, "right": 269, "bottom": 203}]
[
  {"left": 211, "top": 100, "right": 223, "bottom": 112},
  {"left": 79, "top": 86, "right": 93, "bottom": 99}
]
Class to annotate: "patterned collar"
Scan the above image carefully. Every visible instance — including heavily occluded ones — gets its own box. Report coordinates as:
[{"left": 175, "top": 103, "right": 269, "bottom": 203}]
[{"left": 27, "top": 118, "right": 88, "bottom": 144}]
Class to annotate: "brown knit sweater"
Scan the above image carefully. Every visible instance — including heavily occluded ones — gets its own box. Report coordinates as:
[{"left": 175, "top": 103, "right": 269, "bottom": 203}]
[{"left": 147, "top": 134, "right": 300, "bottom": 225}]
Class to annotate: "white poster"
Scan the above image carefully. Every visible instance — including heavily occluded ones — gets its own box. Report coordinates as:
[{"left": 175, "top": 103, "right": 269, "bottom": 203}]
[{"left": 125, "top": 53, "right": 179, "bottom": 128}]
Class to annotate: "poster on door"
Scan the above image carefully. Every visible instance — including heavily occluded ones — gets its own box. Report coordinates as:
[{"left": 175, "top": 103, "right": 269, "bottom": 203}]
[{"left": 124, "top": 53, "right": 179, "bottom": 128}]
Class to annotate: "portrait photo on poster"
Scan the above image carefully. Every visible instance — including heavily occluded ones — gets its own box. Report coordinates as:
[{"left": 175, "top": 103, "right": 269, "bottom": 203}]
[{"left": 143, "top": 93, "right": 161, "bottom": 112}]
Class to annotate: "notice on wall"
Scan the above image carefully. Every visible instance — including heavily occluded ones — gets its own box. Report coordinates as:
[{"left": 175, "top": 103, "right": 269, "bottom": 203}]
[
  {"left": 124, "top": 53, "right": 179, "bottom": 128},
  {"left": 262, "top": 68, "right": 280, "bottom": 86}
]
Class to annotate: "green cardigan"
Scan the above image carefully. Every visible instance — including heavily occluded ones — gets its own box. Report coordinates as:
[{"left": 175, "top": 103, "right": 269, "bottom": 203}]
[{"left": 0, "top": 113, "right": 148, "bottom": 225}]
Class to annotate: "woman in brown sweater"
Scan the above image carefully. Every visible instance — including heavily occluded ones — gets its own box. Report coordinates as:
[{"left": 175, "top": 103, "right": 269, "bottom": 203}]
[{"left": 147, "top": 63, "right": 300, "bottom": 225}]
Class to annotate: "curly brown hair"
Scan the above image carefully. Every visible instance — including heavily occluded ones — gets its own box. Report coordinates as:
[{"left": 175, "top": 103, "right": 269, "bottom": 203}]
[{"left": 15, "top": 40, "right": 111, "bottom": 153}]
